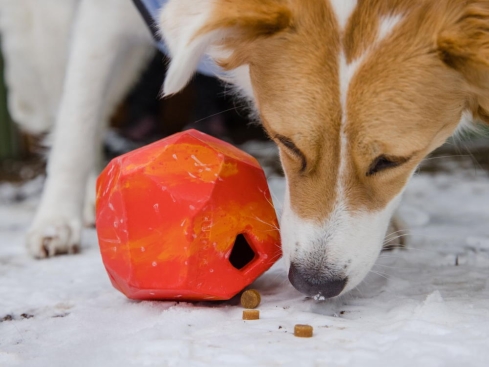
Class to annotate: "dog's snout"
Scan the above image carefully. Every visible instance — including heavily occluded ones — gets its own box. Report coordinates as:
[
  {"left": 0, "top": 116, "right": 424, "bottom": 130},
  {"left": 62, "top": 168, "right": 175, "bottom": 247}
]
[{"left": 288, "top": 263, "right": 347, "bottom": 300}]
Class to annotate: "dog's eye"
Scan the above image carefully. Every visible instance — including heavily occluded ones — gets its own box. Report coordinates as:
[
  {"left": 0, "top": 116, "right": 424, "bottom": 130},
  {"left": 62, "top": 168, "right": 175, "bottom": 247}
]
[
  {"left": 274, "top": 134, "right": 307, "bottom": 172},
  {"left": 367, "top": 155, "right": 408, "bottom": 176}
]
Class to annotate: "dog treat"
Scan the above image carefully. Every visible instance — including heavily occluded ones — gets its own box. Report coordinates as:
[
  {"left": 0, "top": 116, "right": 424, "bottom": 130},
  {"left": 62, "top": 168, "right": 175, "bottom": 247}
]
[
  {"left": 241, "top": 289, "right": 261, "bottom": 309},
  {"left": 294, "top": 324, "right": 313, "bottom": 338},
  {"left": 242, "top": 310, "right": 260, "bottom": 320}
]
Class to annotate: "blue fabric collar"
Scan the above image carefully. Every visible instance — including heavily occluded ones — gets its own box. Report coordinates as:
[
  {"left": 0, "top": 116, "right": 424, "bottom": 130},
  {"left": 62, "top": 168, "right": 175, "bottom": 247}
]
[{"left": 132, "top": 0, "right": 217, "bottom": 76}]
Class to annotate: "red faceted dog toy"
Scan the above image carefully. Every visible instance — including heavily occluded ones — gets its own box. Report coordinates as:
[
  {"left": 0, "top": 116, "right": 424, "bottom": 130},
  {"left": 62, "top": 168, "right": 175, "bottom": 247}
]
[{"left": 96, "top": 129, "right": 281, "bottom": 300}]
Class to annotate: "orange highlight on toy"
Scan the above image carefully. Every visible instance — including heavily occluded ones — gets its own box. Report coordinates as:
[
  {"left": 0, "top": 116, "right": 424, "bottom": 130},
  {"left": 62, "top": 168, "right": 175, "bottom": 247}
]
[{"left": 96, "top": 129, "right": 281, "bottom": 300}]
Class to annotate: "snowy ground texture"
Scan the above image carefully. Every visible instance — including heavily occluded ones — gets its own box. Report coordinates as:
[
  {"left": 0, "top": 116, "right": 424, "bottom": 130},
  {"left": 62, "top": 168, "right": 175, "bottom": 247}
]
[{"left": 1, "top": 149, "right": 489, "bottom": 366}]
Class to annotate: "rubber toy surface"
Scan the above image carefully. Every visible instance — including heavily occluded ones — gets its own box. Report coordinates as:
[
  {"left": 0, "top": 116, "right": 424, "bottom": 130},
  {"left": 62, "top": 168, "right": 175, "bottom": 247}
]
[{"left": 96, "top": 129, "right": 281, "bottom": 300}]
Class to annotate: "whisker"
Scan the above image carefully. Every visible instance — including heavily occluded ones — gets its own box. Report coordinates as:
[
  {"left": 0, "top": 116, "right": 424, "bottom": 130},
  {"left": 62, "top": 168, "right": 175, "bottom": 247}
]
[
  {"left": 384, "top": 228, "right": 411, "bottom": 239},
  {"left": 269, "top": 189, "right": 284, "bottom": 208},
  {"left": 263, "top": 195, "right": 273, "bottom": 208},
  {"left": 383, "top": 234, "right": 411, "bottom": 244},
  {"left": 372, "top": 263, "right": 406, "bottom": 270},
  {"left": 373, "top": 263, "right": 398, "bottom": 268},
  {"left": 268, "top": 253, "right": 283, "bottom": 262},
  {"left": 383, "top": 231, "right": 412, "bottom": 243},
  {"left": 250, "top": 216, "right": 280, "bottom": 230},
  {"left": 382, "top": 243, "right": 447, "bottom": 255},
  {"left": 385, "top": 228, "right": 411, "bottom": 236},
  {"left": 450, "top": 136, "right": 485, "bottom": 175},
  {"left": 421, "top": 154, "right": 471, "bottom": 162},
  {"left": 378, "top": 254, "right": 409, "bottom": 259},
  {"left": 399, "top": 246, "right": 446, "bottom": 254},
  {"left": 190, "top": 107, "right": 238, "bottom": 125},
  {"left": 369, "top": 270, "right": 390, "bottom": 280},
  {"left": 383, "top": 231, "right": 451, "bottom": 246},
  {"left": 369, "top": 269, "right": 412, "bottom": 282},
  {"left": 354, "top": 282, "right": 366, "bottom": 297}
]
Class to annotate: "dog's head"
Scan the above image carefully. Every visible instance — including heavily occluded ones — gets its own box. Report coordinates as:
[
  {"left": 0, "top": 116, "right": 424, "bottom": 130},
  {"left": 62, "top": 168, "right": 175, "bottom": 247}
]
[{"left": 159, "top": 0, "right": 489, "bottom": 298}]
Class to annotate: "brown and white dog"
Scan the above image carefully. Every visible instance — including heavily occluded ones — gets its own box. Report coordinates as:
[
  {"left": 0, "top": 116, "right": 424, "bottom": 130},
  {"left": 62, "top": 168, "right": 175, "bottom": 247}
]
[
  {"left": 2, "top": 0, "right": 487, "bottom": 300},
  {"left": 159, "top": 0, "right": 489, "bottom": 299}
]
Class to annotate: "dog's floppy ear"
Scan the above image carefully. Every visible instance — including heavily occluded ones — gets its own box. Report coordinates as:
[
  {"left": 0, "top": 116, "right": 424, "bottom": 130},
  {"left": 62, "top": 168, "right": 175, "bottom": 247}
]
[
  {"left": 438, "top": 1, "right": 489, "bottom": 122},
  {"left": 159, "top": 0, "right": 292, "bottom": 96}
]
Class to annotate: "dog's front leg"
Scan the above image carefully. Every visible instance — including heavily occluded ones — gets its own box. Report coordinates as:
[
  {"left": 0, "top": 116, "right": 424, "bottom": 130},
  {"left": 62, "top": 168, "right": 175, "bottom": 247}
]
[{"left": 26, "top": 0, "right": 151, "bottom": 258}]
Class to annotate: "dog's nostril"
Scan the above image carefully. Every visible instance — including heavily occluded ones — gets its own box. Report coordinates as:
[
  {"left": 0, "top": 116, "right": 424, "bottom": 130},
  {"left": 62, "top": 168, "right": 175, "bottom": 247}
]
[{"left": 288, "top": 263, "right": 347, "bottom": 300}]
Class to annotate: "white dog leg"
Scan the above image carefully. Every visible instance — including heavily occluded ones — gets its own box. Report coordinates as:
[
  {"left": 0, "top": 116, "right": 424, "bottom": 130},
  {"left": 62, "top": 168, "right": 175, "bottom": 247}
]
[
  {"left": 27, "top": 0, "right": 153, "bottom": 258},
  {"left": 83, "top": 169, "right": 98, "bottom": 228},
  {"left": 81, "top": 36, "right": 152, "bottom": 227}
]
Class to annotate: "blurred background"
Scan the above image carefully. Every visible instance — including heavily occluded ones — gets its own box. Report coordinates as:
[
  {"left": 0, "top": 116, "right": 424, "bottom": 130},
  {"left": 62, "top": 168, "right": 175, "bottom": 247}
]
[{"left": 0, "top": 45, "right": 275, "bottom": 184}]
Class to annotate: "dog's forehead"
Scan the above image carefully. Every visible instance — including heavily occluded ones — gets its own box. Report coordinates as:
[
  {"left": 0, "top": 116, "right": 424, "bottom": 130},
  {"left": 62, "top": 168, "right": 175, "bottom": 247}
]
[
  {"left": 254, "top": 0, "right": 451, "bottom": 134},
  {"left": 253, "top": 1, "right": 412, "bottom": 112}
]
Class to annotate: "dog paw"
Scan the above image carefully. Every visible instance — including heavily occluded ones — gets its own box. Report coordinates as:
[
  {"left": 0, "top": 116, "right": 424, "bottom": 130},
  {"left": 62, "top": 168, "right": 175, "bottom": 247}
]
[{"left": 26, "top": 219, "right": 81, "bottom": 258}]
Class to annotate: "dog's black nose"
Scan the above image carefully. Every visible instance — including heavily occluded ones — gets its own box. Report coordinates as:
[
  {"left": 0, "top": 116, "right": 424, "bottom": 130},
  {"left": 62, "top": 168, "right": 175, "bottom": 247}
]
[{"left": 288, "top": 263, "right": 347, "bottom": 299}]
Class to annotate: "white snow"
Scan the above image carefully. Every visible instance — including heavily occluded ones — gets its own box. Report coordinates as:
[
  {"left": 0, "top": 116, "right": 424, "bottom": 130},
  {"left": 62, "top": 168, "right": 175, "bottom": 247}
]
[{"left": 1, "top": 165, "right": 489, "bottom": 366}]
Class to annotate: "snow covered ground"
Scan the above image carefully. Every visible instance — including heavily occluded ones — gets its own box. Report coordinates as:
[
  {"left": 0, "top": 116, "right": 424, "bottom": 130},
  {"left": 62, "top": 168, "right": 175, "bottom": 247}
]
[{"left": 1, "top": 153, "right": 489, "bottom": 366}]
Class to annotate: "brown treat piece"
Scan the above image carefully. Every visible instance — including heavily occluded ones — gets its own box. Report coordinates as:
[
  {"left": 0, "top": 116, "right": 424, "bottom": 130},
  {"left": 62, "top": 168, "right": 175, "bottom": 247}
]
[
  {"left": 241, "top": 289, "right": 261, "bottom": 309},
  {"left": 294, "top": 324, "right": 313, "bottom": 338},
  {"left": 242, "top": 310, "right": 260, "bottom": 320}
]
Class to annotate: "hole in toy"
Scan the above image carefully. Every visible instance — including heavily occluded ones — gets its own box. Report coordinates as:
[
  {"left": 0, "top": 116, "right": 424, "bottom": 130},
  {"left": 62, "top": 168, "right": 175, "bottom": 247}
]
[{"left": 229, "top": 234, "right": 255, "bottom": 270}]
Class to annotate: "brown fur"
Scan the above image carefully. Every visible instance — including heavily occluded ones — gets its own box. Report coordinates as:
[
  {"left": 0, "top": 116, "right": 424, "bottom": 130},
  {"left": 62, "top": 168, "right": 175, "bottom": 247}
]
[
  {"left": 195, "top": 0, "right": 489, "bottom": 221},
  {"left": 195, "top": 0, "right": 293, "bottom": 44}
]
